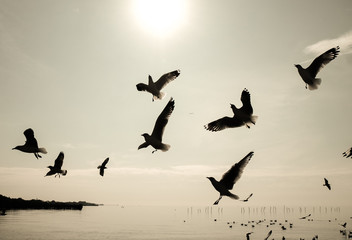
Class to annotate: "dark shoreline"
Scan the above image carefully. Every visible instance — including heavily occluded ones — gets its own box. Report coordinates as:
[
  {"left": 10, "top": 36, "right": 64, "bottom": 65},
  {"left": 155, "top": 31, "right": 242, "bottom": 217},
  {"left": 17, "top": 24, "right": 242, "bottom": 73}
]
[{"left": 0, "top": 194, "right": 99, "bottom": 211}]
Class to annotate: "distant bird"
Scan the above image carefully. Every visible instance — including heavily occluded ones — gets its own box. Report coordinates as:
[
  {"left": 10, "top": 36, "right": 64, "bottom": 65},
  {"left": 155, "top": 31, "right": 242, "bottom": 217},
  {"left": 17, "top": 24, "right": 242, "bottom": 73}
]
[
  {"left": 246, "top": 232, "right": 253, "bottom": 240},
  {"left": 136, "top": 70, "right": 180, "bottom": 101},
  {"left": 207, "top": 151, "right": 254, "bottom": 205},
  {"left": 264, "top": 230, "right": 272, "bottom": 240},
  {"left": 138, "top": 97, "right": 175, "bottom": 153},
  {"left": 204, "top": 88, "right": 258, "bottom": 131},
  {"left": 339, "top": 222, "right": 347, "bottom": 228},
  {"left": 12, "top": 128, "right": 47, "bottom": 159},
  {"left": 98, "top": 157, "right": 109, "bottom": 176},
  {"left": 343, "top": 147, "right": 352, "bottom": 158},
  {"left": 45, "top": 152, "right": 67, "bottom": 177},
  {"left": 294, "top": 46, "right": 340, "bottom": 90},
  {"left": 323, "top": 178, "right": 331, "bottom": 190},
  {"left": 240, "top": 193, "right": 253, "bottom": 202},
  {"left": 299, "top": 213, "right": 311, "bottom": 220}
]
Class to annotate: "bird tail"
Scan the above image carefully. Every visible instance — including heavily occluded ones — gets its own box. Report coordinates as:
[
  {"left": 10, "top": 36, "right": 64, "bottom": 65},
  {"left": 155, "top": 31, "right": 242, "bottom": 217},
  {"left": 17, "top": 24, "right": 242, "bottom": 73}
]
[
  {"left": 62, "top": 170, "right": 67, "bottom": 176},
  {"left": 308, "top": 78, "right": 322, "bottom": 90},
  {"left": 153, "top": 91, "right": 166, "bottom": 101},
  {"left": 38, "top": 148, "right": 47, "bottom": 154},
  {"left": 161, "top": 143, "right": 170, "bottom": 152}
]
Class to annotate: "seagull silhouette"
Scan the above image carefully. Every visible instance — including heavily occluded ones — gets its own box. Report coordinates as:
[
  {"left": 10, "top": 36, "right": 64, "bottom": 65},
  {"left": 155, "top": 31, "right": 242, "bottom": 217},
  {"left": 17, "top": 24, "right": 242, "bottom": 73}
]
[
  {"left": 12, "top": 128, "right": 47, "bottom": 159},
  {"left": 136, "top": 70, "right": 180, "bottom": 101},
  {"left": 98, "top": 157, "right": 109, "bottom": 176},
  {"left": 323, "top": 178, "right": 331, "bottom": 190},
  {"left": 204, "top": 88, "right": 258, "bottom": 131},
  {"left": 138, "top": 97, "right": 175, "bottom": 153},
  {"left": 343, "top": 147, "right": 352, "bottom": 158},
  {"left": 294, "top": 46, "right": 340, "bottom": 90},
  {"left": 240, "top": 193, "right": 253, "bottom": 202},
  {"left": 339, "top": 222, "right": 347, "bottom": 228},
  {"left": 264, "top": 230, "right": 272, "bottom": 240},
  {"left": 207, "top": 151, "right": 254, "bottom": 205},
  {"left": 45, "top": 152, "right": 67, "bottom": 177}
]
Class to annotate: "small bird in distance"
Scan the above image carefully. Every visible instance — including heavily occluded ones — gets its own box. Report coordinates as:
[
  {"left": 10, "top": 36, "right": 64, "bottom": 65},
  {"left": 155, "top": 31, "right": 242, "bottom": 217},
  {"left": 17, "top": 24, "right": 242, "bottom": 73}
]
[
  {"left": 343, "top": 147, "right": 352, "bottom": 158},
  {"left": 12, "top": 128, "right": 47, "bottom": 159},
  {"left": 98, "top": 157, "right": 109, "bottom": 176},
  {"left": 323, "top": 178, "right": 331, "bottom": 190}
]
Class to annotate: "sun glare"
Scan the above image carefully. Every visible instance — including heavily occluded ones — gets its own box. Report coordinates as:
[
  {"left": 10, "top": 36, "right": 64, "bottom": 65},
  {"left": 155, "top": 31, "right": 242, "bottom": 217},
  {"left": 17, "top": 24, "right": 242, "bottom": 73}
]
[{"left": 133, "top": 0, "right": 187, "bottom": 37}]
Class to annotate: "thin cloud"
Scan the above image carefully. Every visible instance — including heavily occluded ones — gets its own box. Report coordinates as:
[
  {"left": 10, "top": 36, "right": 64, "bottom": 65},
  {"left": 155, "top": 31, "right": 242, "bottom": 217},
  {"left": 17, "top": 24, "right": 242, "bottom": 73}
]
[{"left": 305, "top": 30, "right": 352, "bottom": 55}]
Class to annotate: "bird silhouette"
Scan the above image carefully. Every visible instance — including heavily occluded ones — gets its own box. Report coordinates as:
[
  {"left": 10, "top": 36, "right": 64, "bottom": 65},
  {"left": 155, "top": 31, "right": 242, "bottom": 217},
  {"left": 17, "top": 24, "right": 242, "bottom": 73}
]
[
  {"left": 12, "top": 128, "right": 47, "bottom": 159},
  {"left": 204, "top": 88, "right": 257, "bottom": 131},
  {"left": 207, "top": 151, "right": 254, "bottom": 205},
  {"left": 323, "top": 178, "right": 331, "bottom": 190},
  {"left": 138, "top": 97, "right": 175, "bottom": 153},
  {"left": 299, "top": 214, "right": 311, "bottom": 219},
  {"left": 264, "top": 230, "right": 272, "bottom": 240},
  {"left": 294, "top": 46, "right": 340, "bottom": 90},
  {"left": 339, "top": 222, "right": 347, "bottom": 228},
  {"left": 240, "top": 193, "right": 253, "bottom": 202},
  {"left": 98, "top": 157, "right": 109, "bottom": 176},
  {"left": 343, "top": 147, "right": 352, "bottom": 158},
  {"left": 136, "top": 70, "right": 180, "bottom": 101},
  {"left": 45, "top": 152, "right": 67, "bottom": 177}
]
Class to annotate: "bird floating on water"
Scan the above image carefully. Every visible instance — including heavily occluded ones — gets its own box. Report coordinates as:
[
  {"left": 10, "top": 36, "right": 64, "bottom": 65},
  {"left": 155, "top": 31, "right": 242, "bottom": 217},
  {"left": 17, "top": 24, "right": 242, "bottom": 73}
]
[
  {"left": 207, "top": 151, "right": 254, "bottom": 205},
  {"left": 136, "top": 70, "right": 180, "bottom": 101},
  {"left": 98, "top": 157, "right": 109, "bottom": 176},
  {"left": 240, "top": 193, "right": 253, "bottom": 202},
  {"left": 294, "top": 46, "right": 340, "bottom": 90},
  {"left": 343, "top": 147, "right": 352, "bottom": 158},
  {"left": 323, "top": 178, "right": 331, "bottom": 190},
  {"left": 138, "top": 97, "right": 175, "bottom": 153},
  {"left": 204, "top": 88, "right": 257, "bottom": 131},
  {"left": 45, "top": 152, "right": 67, "bottom": 178},
  {"left": 12, "top": 128, "right": 47, "bottom": 159}
]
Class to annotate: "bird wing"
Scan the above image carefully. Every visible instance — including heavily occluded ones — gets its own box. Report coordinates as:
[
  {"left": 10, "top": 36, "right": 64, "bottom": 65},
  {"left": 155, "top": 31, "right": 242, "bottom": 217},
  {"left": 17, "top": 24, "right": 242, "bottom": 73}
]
[
  {"left": 239, "top": 88, "right": 253, "bottom": 115},
  {"left": 53, "top": 152, "right": 64, "bottom": 169},
  {"left": 264, "top": 230, "right": 272, "bottom": 240},
  {"left": 204, "top": 116, "right": 243, "bottom": 132},
  {"left": 155, "top": 70, "right": 180, "bottom": 90},
  {"left": 151, "top": 97, "right": 175, "bottom": 141},
  {"left": 306, "top": 46, "right": 340, "bottom": 78},
  {"left": 219, "top": 152, "right": 254, "bottom": 190},
  {"left": 102, "top": 158, "right": 109, "bottom": 167},
  {"left": 324, "top": 178, "right": 329, "bottom": 184},
  {"left": 23, "top": 128, "right": 39, "bottom": 147}
]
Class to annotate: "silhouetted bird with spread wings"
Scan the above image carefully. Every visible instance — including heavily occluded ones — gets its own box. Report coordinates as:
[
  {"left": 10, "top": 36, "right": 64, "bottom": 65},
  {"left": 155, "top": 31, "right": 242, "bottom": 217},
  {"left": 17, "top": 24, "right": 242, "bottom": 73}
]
[
  {"left": 294, "top": 46, "right": 340, "bottom": 90},
  {"left": 136, "top": 70, "right": 180, "bottom": 101},
  {"left": 138, "top": 98, "right": 175, "bottom": 153},
  {"left": 45, "top": 152, "right": 67, "bottom": 177},
  {"left": 207, "top": 151, "right": 254, "bottom": 205},
  {"left": 343, "top": 147, "right": 352, "bottom": 158},
  {"left": 323, "top": 178, "right": 331, "bottom": 190},
  {"left": 240, "top": 193, "right": 253, "bottom": 202},
  {"left": 12, "top": 128, "right": 47, "bottom": 159},
  {"left": 98, "top": 157, "right": 109, "bottom": 176},
  {"left": 204, "top": 88, "right": 257, "bottom": 131},
  {"left": 339, "top": 222, "right": 347, "bottom": 228}
]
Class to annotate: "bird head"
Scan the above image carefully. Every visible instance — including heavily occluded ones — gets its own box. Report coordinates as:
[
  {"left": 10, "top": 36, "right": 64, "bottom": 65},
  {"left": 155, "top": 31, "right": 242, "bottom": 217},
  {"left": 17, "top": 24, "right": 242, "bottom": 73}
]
[
  {"left": 12, "top": 146, "right": 19, "bottom": 150},
  {"left": 294, "top": 64, "right": 301, "bottom": 69},
  {"left": 206, "top": 177, "right": 215, "bottom": 181},
  {"left": 141, "top": 133, "right": 149, "bottom": 138}
]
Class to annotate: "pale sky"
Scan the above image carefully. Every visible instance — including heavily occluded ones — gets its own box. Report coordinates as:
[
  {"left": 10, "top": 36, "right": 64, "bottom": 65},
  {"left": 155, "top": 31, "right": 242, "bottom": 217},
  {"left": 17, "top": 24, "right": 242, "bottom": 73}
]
[{"left": 1, "top": 0, "right": 352, "bottom": 207}]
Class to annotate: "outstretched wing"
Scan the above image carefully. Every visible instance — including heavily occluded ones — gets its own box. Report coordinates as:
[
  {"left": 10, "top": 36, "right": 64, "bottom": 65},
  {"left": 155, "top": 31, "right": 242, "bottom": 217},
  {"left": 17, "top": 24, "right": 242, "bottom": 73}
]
[
  {"left": 151, "top": 98, "right": 175, "bottom": 141},
  {"left": 219, "top": 152, "right": 254, "bottom": 190},
  {"left": 23, "top": 128, "right": 39, "bottom": 147},
  {"left": 204, "top": 116, "right": 243, "bottom": 132},
  {"left": 54, "top": 152, "right": 64, "bottom": 169},
  {"left": 306, "top": 46, "right": 340, "bottom": 78},
  {"left": 239, "top": 88, "right": 253, "bottom": 115},
  {"left": 101, "top": 158, "right": 109, "bottom": 168},
  {"left": 155, "top": 70, "right": 180, "bottom": 90}
]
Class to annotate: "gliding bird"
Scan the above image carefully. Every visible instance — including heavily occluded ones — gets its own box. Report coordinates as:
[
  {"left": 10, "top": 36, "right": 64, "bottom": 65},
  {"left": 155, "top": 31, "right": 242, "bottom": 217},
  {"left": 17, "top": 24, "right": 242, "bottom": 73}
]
[
  {"left": 12, "top": 128, "right": 47, "bottom": 159},
  {"left": 323, "top": 178, "right": 331, "bottom": 190},
  {"left": 98, "top": 157, "right": 109, "bottom": 176},
  {"left": 207, "top": 151, "right": 254, "bottom": 205}
]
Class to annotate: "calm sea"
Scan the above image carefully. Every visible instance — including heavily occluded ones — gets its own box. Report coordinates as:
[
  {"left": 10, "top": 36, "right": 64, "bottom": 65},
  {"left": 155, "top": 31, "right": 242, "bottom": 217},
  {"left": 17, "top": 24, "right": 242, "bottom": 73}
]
[{"left": 0, "top": 205, "right": 351, "bottom": 240}]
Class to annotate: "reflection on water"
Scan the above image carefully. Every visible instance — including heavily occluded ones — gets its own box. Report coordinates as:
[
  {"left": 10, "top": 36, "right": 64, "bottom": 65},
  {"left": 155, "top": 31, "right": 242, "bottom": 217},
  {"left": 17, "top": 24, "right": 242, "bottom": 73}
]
[{"left": 0, "top": 205, "right": 351, "bottom": 240}]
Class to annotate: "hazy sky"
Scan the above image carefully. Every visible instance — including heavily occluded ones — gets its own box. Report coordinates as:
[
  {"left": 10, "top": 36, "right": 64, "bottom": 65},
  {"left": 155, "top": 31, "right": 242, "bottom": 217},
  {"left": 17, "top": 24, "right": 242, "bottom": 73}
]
[{"left": 1, "top": 0, "right": 352, "bottom": 207}]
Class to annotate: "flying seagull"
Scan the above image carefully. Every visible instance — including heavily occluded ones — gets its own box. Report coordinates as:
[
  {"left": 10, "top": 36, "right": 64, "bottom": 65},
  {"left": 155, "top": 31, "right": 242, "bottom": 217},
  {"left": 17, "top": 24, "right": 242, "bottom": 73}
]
[
  {"left": 45, "top": 152, "right": 67, "bottom": 178},
  {"left": 207, "top": 151, "right": 254, "bottom": 205},
  {"left": 204, "top": 88, "right": 258, "bottom": 131},
  {"left": 138, "top": 97, "right": 175, "bottom": 153},
  {"left": 98, "top": 157, "right": 109, "bottom": 176},
  {"left": 136, "top": 70, "right": 180, "bottom": 101},
  {"left": 323, "top": 178, "right": 331, "bottom": 190},
  {"left": 264, "top": 230, "right": 272, "bottom": 240},
  {"left": 339, "top": 222, "right": 347, "bottom": 228},
  {"left": 12, "top": 128, "right": 47, "bottom": 159},
  {"left": 240, "top": 193, "right": 253, "bottom": 202},
  {"left": 343, "top": 147, "right": 352, "bottom": 158},
  {"left": 294, "top": 46, "right": 340, "bottom": 90}
]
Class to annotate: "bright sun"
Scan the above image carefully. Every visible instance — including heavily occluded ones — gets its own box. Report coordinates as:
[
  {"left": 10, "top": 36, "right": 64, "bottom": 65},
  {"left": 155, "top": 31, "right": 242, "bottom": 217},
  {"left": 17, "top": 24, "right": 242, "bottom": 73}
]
[{"left": 133, "top": 0, "right": 187, "bottom": 37}]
